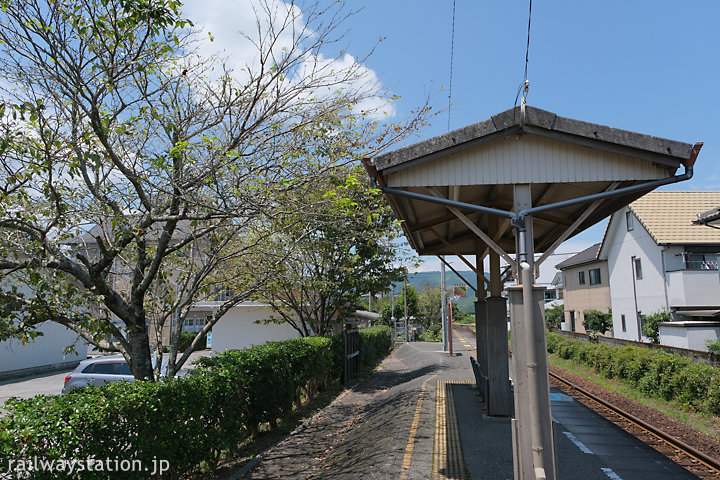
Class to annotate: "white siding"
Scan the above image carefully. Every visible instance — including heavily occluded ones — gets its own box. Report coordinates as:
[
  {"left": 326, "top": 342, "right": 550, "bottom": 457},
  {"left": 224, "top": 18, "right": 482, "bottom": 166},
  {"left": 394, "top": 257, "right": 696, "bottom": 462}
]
[
  {"left": 0, "top": 323, "right": 87, "bottom": 375},
  {"left": 387, "top": 135, "right": 668, "bottom": 187},
  {"left": 606, "top": 208, "right": 668, "bottom": 341},
  {"left": 659, "top": 323, "right": 720, "bottom": 351},
  {"left": 211, "top": 304, "right": 302, "bottom": 354}
]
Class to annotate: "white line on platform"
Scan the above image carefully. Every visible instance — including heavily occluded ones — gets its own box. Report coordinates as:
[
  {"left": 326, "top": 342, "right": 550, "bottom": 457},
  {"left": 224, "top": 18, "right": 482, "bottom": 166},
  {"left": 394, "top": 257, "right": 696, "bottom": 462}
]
[
  {"left": 601, "top": 467, "right": 623, "bottom": 479},
  {"left": 562, "top": 431, "right": 594, "bottom": 454}
]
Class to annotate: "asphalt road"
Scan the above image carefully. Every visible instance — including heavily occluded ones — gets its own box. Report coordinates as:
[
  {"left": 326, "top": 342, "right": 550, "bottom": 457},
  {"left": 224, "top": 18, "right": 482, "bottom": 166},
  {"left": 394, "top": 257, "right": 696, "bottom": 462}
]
[{"left": 0, "top": 350, "right": 211, "bottom": 406}]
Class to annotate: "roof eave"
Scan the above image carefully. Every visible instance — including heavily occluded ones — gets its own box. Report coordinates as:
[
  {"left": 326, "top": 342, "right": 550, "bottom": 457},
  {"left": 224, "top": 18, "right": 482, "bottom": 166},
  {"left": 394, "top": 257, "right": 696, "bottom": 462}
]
[{"left": 375, "top": 106, "right": 693, "bottom": 174}]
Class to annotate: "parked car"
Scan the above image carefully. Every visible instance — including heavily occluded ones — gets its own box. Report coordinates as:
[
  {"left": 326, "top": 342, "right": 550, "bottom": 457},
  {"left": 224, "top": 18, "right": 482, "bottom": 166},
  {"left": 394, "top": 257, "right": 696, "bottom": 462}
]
[{"left": 62, "top": 355, "right": 186, "bottom": 393}]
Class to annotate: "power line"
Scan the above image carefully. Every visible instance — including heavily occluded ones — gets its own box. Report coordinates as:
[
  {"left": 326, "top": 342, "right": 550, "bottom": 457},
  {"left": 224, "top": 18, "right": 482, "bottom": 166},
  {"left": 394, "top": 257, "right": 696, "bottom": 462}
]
[
  {"left": 515, "top": 0, "right": 533, "bottom": 107},
  {"left": 523, "top": 0, "right": 532, "bottom": 83},
  {"left": 447, "top": 0, "right": 456, "bottom": 132}
]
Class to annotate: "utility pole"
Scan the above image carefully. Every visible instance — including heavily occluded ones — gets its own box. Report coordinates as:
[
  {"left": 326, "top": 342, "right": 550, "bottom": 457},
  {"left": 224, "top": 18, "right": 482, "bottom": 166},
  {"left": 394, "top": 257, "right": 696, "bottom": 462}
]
[
  {"left": 403, "top": 273, "right": 409, "bottom": 343},
  {"left": 440, "top": 257, "right": 448, "bottom": 352},
  {"left": 391, "top": 285, "right": 395, "bottom": 340}
]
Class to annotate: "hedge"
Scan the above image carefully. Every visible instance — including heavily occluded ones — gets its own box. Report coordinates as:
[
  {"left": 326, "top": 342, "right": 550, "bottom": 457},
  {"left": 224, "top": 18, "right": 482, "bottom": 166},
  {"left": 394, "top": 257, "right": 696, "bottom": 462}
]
[
  {"left": 547, "top": 332, "right": 720, "bottom": 414},
  {"left": 0, "top": 326, "right": 393, "bottom": 479}
]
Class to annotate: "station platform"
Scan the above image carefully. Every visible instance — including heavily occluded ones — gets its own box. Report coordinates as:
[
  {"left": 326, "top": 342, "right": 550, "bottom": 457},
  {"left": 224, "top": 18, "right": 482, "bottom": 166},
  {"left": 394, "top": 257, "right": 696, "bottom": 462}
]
[{"left": 236, "top": 331, "right": 697, "bottom": 480}]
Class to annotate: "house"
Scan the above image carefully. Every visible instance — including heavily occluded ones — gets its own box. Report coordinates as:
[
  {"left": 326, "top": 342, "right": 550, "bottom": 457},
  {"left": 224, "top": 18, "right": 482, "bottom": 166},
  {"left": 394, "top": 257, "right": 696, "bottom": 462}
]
[
  {"left": 555, "top": 243, "right": 611, "bottom": 334},
  {"left": 0, "top": 269, "right": 87, "bottom": 377},
  {"left": 598, "top": 191, "right": 720, "bottom": 348},
  {"left": 202, "top": 301, "right": 303, "bottom": 354}
]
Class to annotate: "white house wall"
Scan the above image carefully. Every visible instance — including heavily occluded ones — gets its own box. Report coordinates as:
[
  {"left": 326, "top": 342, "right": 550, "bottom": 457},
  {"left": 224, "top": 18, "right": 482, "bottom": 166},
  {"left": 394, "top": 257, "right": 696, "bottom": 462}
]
[
  {"left": 0, "top": 323, "right": 87, "bottom": 376},
  {"left": 606, "top": 208, "right": 668, "bottom": 341},
  {"left": 211, "top": 304, "right": 302, "bottom": 354},
  {"left": 387, "top": 135, "right": 669, "bottom": 187}
]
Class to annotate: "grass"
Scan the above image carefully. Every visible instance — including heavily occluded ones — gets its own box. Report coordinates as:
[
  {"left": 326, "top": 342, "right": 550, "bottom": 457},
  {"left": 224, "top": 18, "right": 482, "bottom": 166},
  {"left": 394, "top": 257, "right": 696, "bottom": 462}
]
[{"left": 548, "top": 353, "right": 720, "bottom": 441}]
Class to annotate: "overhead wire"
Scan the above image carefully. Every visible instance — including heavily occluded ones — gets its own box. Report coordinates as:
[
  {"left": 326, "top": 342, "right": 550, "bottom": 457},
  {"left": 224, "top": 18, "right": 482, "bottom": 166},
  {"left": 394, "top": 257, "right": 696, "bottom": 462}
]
[
  {"left": 514, "top": 0, "right": 533, "bottom": 107},
  {"left": 447, "top": 0, "right": 456, "bottom": 132}
]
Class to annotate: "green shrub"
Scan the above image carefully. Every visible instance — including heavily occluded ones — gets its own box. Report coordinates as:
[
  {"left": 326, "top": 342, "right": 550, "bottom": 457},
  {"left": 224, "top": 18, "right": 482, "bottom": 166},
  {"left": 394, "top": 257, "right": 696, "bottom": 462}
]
[
  {"left": 641, "top": 309, "right": 670, "bottom": 344},
  {"left": 0, "top": 329, "right": 396, "bottom": 479},
  {"left": 546, "top": 332, "right": 720, "bottom": 415},
  {"left": 545, "top": 304, "right": 563, "bottom": 331},
  {"left": 706, "top": 338, "right": 720, "bottom": 356},
  {"left": 583, "top": 309, "right": 612, "bottom": 335},
  {"left": 418, "top": 323, "right": 442, "bottom": 342},
  {"left": 359, "top": 325, "right": 392, "bottom": 368},
  {"left": 178, "top": 330, "right": 207, "bottom": 352}
]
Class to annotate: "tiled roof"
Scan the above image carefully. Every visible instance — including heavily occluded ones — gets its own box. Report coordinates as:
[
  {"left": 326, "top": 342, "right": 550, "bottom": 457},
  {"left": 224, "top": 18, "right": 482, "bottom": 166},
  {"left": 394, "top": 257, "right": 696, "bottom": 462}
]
[
  {"left": 555, "top": 243, "right": 602, "bottom": 269},
  {"left": 629, "top": 191, "right": 720, "bottom": 245}
]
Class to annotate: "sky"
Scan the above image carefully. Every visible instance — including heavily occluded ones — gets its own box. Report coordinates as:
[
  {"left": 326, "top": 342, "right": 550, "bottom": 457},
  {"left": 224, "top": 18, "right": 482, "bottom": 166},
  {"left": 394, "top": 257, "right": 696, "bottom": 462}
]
[{"left": 184, "top": 0, "right": 720, "bottom": 273}]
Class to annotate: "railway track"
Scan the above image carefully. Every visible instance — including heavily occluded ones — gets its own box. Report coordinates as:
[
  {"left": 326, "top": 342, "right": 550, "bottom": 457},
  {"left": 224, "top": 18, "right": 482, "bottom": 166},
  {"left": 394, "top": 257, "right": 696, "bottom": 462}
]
[{"left": 549, "top": 370, "right": 720, "bottom": 479}]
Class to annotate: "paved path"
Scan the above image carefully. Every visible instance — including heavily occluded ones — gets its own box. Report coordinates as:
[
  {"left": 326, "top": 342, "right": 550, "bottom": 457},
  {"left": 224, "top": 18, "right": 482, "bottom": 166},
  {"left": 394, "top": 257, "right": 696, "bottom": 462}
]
[
  {"left": 239, "top": 326, "right": 700, "bottom": 480},
  {"left": 242, "top": 340, "right": 473, "bottom": 480}
]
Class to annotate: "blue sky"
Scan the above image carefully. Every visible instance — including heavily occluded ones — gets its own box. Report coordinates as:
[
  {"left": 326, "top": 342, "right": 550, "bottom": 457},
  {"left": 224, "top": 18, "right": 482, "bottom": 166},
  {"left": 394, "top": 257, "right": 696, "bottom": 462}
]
[
  {"left": 338, "top": 1, "right": 719, "bottom": 270},
  {"left": 186, "top": 1, "right": 718, "bottom": 272}
]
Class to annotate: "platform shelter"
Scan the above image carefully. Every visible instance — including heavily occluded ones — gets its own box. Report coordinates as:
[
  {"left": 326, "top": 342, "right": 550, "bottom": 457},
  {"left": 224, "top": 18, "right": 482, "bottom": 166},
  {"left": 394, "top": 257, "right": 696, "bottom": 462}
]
[{"left": 363, "top": 105, "right": 702, "bottom": 480}]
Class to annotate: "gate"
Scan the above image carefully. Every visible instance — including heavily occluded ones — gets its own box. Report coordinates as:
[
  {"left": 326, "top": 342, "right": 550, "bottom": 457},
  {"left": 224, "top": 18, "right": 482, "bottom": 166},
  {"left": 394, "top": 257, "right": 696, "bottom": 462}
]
[{"left": 343, "top": 321, "right": 360, "bottom": 384}]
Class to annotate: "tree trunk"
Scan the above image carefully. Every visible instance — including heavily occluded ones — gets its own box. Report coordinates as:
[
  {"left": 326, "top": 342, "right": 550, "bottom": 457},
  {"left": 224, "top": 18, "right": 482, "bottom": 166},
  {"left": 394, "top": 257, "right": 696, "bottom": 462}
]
[{"left": 128, "top": 327, "right": 154, "bottom": 380}]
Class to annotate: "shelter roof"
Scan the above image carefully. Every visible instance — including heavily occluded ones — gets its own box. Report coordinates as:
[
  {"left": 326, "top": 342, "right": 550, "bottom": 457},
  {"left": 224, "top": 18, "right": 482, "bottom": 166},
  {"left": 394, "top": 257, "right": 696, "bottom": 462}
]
[
  {"left": 369, "top": 106, "right": 699, "bottom": 257},
  {"left": 376, "top": 106, "right": 693, "bottom": 174}
]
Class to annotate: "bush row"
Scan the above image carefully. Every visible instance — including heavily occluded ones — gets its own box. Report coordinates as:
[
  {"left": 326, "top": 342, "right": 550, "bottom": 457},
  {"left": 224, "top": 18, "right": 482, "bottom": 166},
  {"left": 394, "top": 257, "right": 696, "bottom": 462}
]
[
  {"left": 547, "top": 332, "right": 720, "bottom": 414},
  {"left": 0, "top": 326, "right": 393, "bottom": 479}
]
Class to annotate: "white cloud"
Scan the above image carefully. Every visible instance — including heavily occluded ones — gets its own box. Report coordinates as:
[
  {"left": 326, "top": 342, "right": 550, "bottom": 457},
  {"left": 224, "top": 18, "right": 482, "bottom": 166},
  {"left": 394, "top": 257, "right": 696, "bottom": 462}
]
[{"left": 182, "top": 0, "right": 393, "bottom": 119}]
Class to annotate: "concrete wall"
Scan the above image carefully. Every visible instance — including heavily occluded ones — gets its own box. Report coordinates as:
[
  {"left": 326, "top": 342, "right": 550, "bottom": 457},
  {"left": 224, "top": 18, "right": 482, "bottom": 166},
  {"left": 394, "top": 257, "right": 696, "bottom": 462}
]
[
  {"left": 0, "top": 323, "right": 87, "bottom": 376},
  {"left": 605, "top": 208, "right": 668, "bottom": 341},
  {"left": 659, "top": 321, "right": 720, "bottom": 352},
  {"left": 211, "top": 303, "right": 303, "bottom": 354},
  {"left": 561, "top": 260, "right": 611, "bottom": 334}
]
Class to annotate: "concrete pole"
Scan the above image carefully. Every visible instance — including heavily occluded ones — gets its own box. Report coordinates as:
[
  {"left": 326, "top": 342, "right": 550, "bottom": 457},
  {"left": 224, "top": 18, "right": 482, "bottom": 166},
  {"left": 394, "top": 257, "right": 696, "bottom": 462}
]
[
  {"left": 404, "top": 274, "right": 409, "bottom": 343},
  {"left": 510, "top": 184, "right": 556, "bottom": 480},
  {"left": 391, "top": 285, "right": 396, "bottom": 340},
  {"left": 486, "top": 216, "right": 511, "bottom": 416},
  {"left": 475, "top": 246, "right": 488, "bottom": 378},
  {"left": 441, "top": 257, "right": 448, "bottom": 352}
]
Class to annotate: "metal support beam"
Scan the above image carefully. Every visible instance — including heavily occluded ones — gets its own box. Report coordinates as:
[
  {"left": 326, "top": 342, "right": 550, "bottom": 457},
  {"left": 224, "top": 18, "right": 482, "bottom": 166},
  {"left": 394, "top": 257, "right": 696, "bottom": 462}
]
[
  {"left": 436, "top": 255, "right": 477, "bottom": 294},
  {"left": 429, "top": 226, "right": 486, "bottom": 282},
  {"left": 426, "top": 187, "right": 518, "bottom": 269},
  {"left": 535, "top": 182, "right": 620, "bottom": 267}
]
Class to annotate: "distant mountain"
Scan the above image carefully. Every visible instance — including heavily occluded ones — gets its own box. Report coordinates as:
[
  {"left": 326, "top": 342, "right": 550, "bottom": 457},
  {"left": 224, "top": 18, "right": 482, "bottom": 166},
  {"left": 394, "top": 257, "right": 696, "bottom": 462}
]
[
  {"left": 389, "top": 270, "right": 481, "bottom": 293},
  {"left": 388, "top": 271, "right": 482, "bottom": 314}
]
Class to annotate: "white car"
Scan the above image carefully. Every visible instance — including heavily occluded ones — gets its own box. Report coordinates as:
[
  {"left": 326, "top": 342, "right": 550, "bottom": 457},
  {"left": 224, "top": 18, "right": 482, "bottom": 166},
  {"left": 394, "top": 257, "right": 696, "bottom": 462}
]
[{"left": 62, "top": 355, "right": 185, "bottom": 393}]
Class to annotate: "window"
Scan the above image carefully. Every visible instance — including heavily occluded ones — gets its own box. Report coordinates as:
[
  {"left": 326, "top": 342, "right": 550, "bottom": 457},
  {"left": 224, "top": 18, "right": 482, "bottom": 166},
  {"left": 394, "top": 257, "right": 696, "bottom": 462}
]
[
  {"left": 569, "top": 311, "right": 576, "bottom": 331},
  {"left": 633, "top": 257, "right": 643, "bottom": 279},
  {"left": 589, "top": 268, "right": 601, "bottom": 285},
  {"left": 621, "top": 314, "right": 626, "bottom": 332},
  {"left": 626, "top": 211, "right": 634, "bottom": 231},
  {"left": 578, "top": 271, "right": 585, "bottom": 285}
]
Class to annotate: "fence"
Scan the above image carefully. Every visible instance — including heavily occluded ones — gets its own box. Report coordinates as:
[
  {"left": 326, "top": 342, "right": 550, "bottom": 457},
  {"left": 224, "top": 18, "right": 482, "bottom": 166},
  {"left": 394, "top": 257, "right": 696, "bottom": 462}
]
[{"left": 343, "top": 321, "right": 360, "bottom": 383}]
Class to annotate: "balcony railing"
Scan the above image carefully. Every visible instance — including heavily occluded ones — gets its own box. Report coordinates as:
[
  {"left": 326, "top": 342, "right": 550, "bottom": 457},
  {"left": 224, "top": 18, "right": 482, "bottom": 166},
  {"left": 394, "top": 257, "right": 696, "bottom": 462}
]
[{"left": 666, "top": 269, "right": 720, "bottom": 308}]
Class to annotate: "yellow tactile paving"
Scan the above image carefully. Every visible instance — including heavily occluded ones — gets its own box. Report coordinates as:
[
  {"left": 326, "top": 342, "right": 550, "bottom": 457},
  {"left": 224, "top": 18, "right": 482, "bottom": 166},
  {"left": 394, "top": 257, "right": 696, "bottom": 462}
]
[
  {"left": 433, "top": 380, "right": 472, "bottom": 480},
  {"left": 453, "top": 330, "right": 477, "bottom": 358}
]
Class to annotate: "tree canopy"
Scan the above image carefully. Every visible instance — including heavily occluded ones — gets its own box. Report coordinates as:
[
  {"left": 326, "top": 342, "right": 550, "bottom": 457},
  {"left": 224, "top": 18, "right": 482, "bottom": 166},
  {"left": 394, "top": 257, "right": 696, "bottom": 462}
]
[
  {"left": 0, "top": 0, "right": 429, "bottom": 379},
  {"left": 255, "top": 165, "right": 409, "bottom": 337}
]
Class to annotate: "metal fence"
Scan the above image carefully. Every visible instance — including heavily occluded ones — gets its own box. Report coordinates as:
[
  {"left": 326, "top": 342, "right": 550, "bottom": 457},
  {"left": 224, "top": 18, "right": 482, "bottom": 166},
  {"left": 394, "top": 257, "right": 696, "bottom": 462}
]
[{"left": 343, "top": 321, "right": 360, "bottom": 384}]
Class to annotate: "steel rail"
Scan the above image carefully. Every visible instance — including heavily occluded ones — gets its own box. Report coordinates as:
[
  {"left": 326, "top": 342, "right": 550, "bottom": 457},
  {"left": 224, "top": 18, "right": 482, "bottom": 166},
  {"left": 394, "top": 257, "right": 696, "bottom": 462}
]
[{"left": 549, "top": 371, "right": 720, "bottom": 474}]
